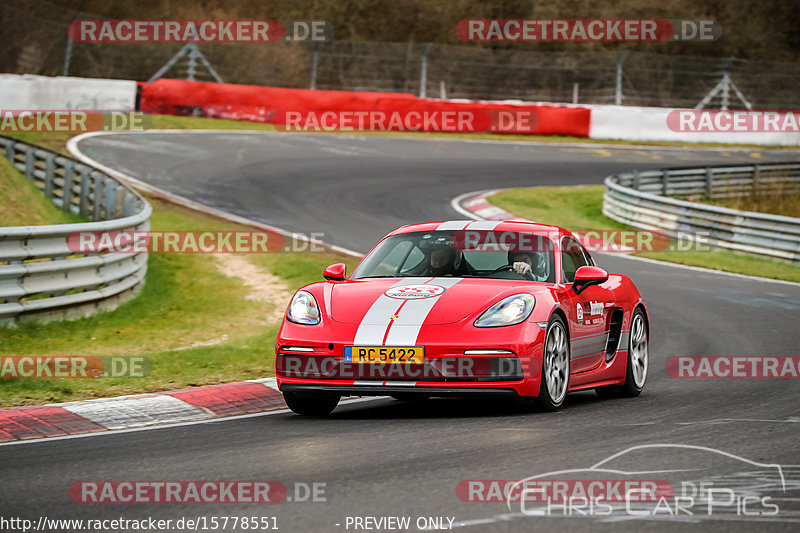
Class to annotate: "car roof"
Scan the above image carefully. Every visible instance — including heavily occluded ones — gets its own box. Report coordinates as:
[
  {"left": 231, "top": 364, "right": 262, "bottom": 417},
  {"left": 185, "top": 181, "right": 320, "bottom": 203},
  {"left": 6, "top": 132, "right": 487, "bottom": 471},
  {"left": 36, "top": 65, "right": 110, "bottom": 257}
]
[{"left": 388, "top": 220, "right": 571, "bottom": 239}]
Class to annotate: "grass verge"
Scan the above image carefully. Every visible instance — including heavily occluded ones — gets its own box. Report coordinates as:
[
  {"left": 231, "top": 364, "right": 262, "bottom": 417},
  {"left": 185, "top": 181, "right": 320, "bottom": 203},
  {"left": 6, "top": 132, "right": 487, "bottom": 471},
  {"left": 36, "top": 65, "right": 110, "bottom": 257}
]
[
  {"left": 704, "top": 191, "right": 800, "bottom": 218},
  {"left": 490, "top": 185, "right": 800, "bottom": 283},
  {"left": 0, "top": 143, "right": 359, "bottom": 407},
  {"left": 0, "top": 157, "right": 84, "bottom": 226}
]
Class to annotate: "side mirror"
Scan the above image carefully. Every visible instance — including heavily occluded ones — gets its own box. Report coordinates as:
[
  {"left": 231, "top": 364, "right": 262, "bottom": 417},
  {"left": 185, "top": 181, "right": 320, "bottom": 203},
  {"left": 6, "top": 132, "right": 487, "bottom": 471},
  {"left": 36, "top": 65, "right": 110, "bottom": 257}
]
[
  {"left": 572, "top": 266, "right": 608, "bottom": 294},
  {"left": 323, "top": 263, "right": 347, "bottom": 281}
]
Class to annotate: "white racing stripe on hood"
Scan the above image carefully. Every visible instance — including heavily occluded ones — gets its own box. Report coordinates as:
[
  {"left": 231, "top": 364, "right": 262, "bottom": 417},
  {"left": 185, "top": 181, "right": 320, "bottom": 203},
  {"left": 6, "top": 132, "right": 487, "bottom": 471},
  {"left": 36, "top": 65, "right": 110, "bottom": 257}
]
[
  {"left": 436, "top": 220, "right": 473, "bottom": 230},
  {"left": 353, "top": 278, "right": 429, "bottom": 345},
  {"left": 464, "top": 219, "right": 504, "bottom": 230},
  {"left": 383, "top": 277, "right": 463, "bottom": 346}
]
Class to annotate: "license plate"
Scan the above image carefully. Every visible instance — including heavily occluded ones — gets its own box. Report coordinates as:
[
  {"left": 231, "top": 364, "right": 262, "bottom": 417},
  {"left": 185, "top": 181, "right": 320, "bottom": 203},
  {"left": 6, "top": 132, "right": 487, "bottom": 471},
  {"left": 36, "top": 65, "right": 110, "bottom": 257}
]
[{"left": 344, "top": 346, "right": 424, "bottom": 364}]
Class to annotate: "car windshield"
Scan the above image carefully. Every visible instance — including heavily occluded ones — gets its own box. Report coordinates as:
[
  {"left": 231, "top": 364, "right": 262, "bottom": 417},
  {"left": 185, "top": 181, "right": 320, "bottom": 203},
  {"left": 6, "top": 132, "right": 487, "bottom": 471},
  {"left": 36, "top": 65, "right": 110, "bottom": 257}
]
[{"left": 351, "top": 230, "right": 556, "bottom": 282}]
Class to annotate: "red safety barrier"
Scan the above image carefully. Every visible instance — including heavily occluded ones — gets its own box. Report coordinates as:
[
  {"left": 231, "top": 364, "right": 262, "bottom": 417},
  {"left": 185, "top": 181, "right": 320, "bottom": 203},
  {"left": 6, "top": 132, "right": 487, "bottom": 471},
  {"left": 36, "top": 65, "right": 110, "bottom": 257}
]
[{"left": 138, "top": 79, "right": 590, "bottom": 137}]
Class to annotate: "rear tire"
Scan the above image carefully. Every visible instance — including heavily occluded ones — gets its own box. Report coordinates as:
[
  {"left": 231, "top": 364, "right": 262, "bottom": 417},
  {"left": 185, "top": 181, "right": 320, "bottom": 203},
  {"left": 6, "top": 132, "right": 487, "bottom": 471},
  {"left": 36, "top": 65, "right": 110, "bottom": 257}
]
[
  {"left": 283, "top": 391, "right": 340, "bottom": 417},
  {"left": 536, "top": 315, "right": 570, "bottom": 411},
  {"left": 621, "top": 308, "right": 648, "bottom": 396},
  {"left": 595, "top": 308, "right": 648, "bottom": 398}
]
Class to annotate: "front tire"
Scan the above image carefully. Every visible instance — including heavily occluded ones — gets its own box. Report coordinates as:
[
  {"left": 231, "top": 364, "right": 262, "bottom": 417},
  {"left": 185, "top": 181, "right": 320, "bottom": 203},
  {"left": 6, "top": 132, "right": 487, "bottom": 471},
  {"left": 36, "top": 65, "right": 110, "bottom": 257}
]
[
  {"left": 283, "top": 391, "right": 340, "bottom": 417},
  {"left": 537, "top": 315, "right": 570, "bottom": 411}
]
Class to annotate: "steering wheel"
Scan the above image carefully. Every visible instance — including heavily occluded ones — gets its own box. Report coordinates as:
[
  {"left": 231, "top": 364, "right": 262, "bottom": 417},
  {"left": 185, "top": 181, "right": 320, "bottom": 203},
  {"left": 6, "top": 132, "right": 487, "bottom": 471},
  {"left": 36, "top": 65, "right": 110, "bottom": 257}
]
[
  {"left": 489, "top": 264, "right": 514, "bottom": 274},
  {"left": 489, "top": 264, "right": 535, "bottom": 280}
]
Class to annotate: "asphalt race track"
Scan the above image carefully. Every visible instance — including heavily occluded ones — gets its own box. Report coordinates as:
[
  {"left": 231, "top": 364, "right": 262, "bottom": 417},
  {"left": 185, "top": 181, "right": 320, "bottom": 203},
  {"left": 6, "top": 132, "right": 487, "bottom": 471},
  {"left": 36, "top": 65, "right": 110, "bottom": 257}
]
[{"left": 2, "top": 131, "right": 800, "bottom": 532}]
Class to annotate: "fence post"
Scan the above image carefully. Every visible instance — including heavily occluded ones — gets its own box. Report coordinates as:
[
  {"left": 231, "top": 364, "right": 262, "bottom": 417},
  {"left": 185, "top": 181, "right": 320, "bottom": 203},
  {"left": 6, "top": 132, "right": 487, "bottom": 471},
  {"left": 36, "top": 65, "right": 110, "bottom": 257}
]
[
  {"left": 615, "top": 51, "right": 629, "bottom": 106},
  {"left": 62, "top": 12, "right": 81, "bottom": 76},
  {"left": 632, "top": 170, "right": 640, "bottom": 189},
  {"left": 419, "top": 43, "right": 433, "bottom": 98},
  {"left": 705, "top": 167, "right": 713, "bottom": 198},
  {"left": 662, "top": 170, "right": 669, "bottom": 196},
  {"left": 309, "top": 43, "right": 319, "bottom": 90}
]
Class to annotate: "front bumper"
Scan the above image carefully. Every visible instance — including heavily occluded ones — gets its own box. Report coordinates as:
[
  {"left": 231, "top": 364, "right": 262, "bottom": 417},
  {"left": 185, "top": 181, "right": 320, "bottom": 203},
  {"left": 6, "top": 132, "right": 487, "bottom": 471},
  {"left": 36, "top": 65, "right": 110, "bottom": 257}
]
[
  {"left": 281, "top": 382, "right": 521, "bottom": 397},
  {"left": 275, "top": 318, "right": 546, "bottom": 398}
]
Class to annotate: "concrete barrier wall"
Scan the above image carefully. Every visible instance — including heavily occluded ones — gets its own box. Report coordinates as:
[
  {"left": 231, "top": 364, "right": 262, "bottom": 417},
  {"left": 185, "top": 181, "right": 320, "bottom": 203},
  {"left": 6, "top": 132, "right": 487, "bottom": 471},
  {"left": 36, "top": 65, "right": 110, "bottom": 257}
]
[
  {"left": 589, "top": 105, "right": 800, "bottom": 146},
  {"left": 0, "top": 74, "right": 136, "bottom": 111},
  {"left": 138, "top": 79, "right": 592, "bottom": 137},
  {"left": 1, "top": 74, "right": 797, "bottom": 145}
]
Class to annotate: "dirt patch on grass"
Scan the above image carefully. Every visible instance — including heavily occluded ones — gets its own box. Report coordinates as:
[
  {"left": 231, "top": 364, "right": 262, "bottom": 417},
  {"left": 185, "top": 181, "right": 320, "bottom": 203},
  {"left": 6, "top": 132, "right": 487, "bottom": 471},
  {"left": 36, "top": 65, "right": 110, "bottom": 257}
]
[{"left": 215, "top": 254, "right": 293, "bottom": 322}]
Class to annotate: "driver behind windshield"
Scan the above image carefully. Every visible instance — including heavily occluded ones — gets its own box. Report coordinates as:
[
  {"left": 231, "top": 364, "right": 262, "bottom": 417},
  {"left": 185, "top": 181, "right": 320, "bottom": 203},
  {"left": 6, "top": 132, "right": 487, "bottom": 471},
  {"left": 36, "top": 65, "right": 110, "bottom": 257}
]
[
  {"left": 508, "top": 251, "right": 546, "bottom": 281},
  {"left": 420, "top": 234, "right": 464, "bottom": 277}
]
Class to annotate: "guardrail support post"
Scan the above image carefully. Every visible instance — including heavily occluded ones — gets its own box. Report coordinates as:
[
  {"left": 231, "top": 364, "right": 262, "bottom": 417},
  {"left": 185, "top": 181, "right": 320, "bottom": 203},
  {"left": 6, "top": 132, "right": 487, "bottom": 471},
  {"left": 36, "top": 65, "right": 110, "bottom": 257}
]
[
  {"left": 662, "top": 170, "right": 669, "bottom": 196},
  {"left": 62, "top": 162, "right": 75, "bottom": 212},
  {"left": 705, "top": 167, "right": 714, "bottom": 198},
  {"left": 24, "top": 147, "right": 35, "bottom": 181},
  {"left": 4, "top": 139, "right": 14, "bottom": 162},
  {"left": 79, "top": 167, "right": 91, "bottom": 218},
  {"left": 92, "top": 174, "right": 104, "bottom": 222},
  {"left": 44, "top": 154, "right": 55, "bottom": 200},
  {"left": 105, "top": 182, "right": 118, "bottom": 219},
  {"left": 632, "top": 170, "right": 640, "bottom": 189},
  {"left": 752, "top": 164, "right": 760, "bottom": 194}
]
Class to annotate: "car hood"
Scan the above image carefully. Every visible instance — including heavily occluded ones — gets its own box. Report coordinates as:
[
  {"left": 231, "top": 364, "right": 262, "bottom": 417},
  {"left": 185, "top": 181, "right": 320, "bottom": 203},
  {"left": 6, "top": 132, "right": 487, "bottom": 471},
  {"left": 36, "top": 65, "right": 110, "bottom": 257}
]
[{"left": 329, "top": 277, "right": 550, "bottom": 325}]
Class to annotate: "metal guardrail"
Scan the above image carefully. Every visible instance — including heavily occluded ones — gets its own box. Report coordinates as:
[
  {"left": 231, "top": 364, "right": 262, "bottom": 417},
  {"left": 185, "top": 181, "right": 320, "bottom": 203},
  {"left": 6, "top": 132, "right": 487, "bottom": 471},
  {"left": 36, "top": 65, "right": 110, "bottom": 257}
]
[
  {"left": 603, "top": 163, "right": 800, "bottom": 264},
  {"left": 0, "top": 135, "right": 151, "bottom": 327}
]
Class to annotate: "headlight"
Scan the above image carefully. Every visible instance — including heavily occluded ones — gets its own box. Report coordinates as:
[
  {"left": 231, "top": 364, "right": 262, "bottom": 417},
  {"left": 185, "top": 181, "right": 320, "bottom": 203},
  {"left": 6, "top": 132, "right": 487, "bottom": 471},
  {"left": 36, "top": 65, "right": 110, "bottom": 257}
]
[
  {"left": 287, "top": 291, "right": 321, "bottom": 325},
  {"left": 474, "top": 294, "right": 535, "bottom": 327}
]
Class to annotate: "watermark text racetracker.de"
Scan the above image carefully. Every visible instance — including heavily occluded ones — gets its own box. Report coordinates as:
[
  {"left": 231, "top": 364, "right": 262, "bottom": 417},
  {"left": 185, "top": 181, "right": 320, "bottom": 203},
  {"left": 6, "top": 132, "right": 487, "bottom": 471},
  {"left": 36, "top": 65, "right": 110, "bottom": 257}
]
[
  {"left": 667, "top": 110, "right": 800, "bottom": 133},
  {"left": 667, "top": 356, "right": 800, "bottom": 378},
  {"left": 0, "top": 111, "right": 149, "bottom": 133},
  {"left": 456, "top": 19, "right": 721, "bottom": 42},
  {"left": 0, "top": 356, "right": 150, "bottom": 379},
  {"left": 68, "top": 230, "right": 329, "bottom": 254},
  {"left": 67, "top": 19, "right": 334, "bottom": 43},
  {"left": 448, "top": 229, "right": 712, "bottom": 254},
  {"left": 278, "top": 109, "right": 538, "bottom": 134}
]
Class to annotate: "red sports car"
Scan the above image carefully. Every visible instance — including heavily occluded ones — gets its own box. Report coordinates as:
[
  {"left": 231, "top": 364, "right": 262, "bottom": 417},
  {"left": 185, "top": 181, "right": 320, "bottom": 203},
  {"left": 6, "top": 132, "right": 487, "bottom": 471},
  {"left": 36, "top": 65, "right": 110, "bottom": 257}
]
[{"left": 275, "top": 220, "right": 649, "bottom": 416}]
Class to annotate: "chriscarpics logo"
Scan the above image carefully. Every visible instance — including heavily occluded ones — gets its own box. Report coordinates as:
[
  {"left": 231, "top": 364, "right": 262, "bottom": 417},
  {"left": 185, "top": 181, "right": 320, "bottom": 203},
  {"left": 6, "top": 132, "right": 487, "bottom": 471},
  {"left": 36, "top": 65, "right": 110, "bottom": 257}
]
[{"left": 461, "top": 444, "right": 792, "bottom": 524}]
